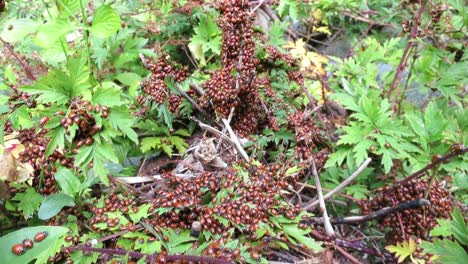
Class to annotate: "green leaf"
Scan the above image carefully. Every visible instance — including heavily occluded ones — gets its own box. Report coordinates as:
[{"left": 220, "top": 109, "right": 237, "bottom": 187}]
[
  {"left": 108, "top": 110, "right": 138, "bottom": 143},
  {"left": 385, "top": 239, "right": 417, "bottom": 263},
  {"left": 283, "top": 224, "right": 322, "bottom": 252},
  {"left": 38, "top": 193, "right": 76, "bottom": 220},
  {"left": 35, "top": 18, "right": 75, "bottom": 48},
  {"left": 128, "top": 204, "right": 152, "bottom": 223},
  {"left": 54, "top": 168, "right": 81, "bottom": 197},
  {"left": 1, "top": 19, "right": 39, "bottom": 43},
  {"left": 91, "top": 85, "right": 122, "bottom": 107},
  {"left": 91, "top": 5, "right": 122, "bottom": 38},
  {"left": 11, "top": 188, "right": 43, "bottom": 220},
  {"left": 420, "top": 239, "right": 468, "bottom": 264},
  {"left": 0, "top": 226, "right": 69, "bottom": 264},
  {"left": 168, "top": 136, "right": 188, "bottom": 154},
  {"left": 45, "top": 127, "right": 66, "bottom": 157}
]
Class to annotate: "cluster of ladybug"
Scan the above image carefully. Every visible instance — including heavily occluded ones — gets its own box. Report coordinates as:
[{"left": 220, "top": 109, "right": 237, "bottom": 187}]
[
  {"left": 56, "top": 100, "right": 107, "bottom": 147},
  {"left": 361, "top": 178, "right": 454, "bottom": 243},
  {"left": 288, "top": 111, "right": 328, "bottom": 164},
  {"left": 265, "top": 46, "right": 297, "bottom": 67},
  {"left": 11, "top": 231, "right": 48, "bottom": 255},
  {"left": 137, "top": 56, "right": 189, "bottom": 114},
  {"left": 200, "top": 0, "right": 265, "bottom": 136},
  {"left": 79, "top": 163, "right": 301, "bottom": 261}
]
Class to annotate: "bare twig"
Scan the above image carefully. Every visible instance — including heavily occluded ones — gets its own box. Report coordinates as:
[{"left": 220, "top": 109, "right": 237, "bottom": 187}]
[
  {"left": 302, "top": 198, "right": 430, "bottom": 225},
  {"left": 386, "top": 1, "right": 426, "bottom": 100},
  {"left": 0, "top": 37, "right": 36, "bottom": 81},
  {"left": 175, "top": 83, "right": 215, "bottom": 123},
  {"left": 222, "top": 118, "right": 249, "bottom": 162},
  {"left": 310, "top": 158, "right": 334, "bottom": 237},
  {"left": 303, "top": 158, "right": 372, "bottom": 211},
  {"left": 335, "top": 245, "right": 362, "bottom": 264},
  {"left": 382, "top": 145, "right": 466, "bottom": 194}
]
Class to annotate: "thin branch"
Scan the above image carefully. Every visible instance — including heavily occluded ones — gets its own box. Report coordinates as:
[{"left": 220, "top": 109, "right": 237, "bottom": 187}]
[
  {"left": 335, "top": 245, "right": 362, "bottom": 264},
  {"left": 303, "top": 158, "right": 372, "bottom": 211},
  {"left": 0, "top": 37, "right": 36, "bottom": 81},
  {"left": 302, "top": 198, "right": 430, "bottom": 225},
  {"left": 175, "top": 83, "right": 215, "bottom": 123},
  {"left": 221, "top": 118, "right": 250, "bottom": 162},
  {"left": 310, "top": 158, "right": 334, "bottom": 237},
  {"left": 386, "top": 1, "right": 426, "bottom": 100}
]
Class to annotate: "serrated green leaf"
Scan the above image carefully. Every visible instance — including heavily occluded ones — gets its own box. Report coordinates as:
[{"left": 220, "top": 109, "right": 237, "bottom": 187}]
[
  {"left": 420, "top": 239, "right": 468, "bottom": 264},
  {"left": 45, "top": 127, "right": 66, "bottom": 157},
  {"left": 38, "top": 193, "right": 75, "bottom": 220},
  {"left": 91, "top": 5, "right": 121, "bottom": 38},
  {"left": 11, "top": 188, "right": 43, "bottom": 220},
  {"left": 128, "top": 204, "right": 152, "bottom": 223},
  {"left": 386, "top": 239, "right": 416, "bottom": 263},
  {"left": 108, "top": 110, "right": 138, "bottom": 143},
  {"left": 283, "top": 224, "right": 322, "bottom": 252}
]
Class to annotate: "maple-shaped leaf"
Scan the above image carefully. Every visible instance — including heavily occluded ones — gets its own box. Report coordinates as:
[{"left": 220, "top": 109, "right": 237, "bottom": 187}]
[
  {"left": 385, "top": 238, "right": 417, "bottom": 263},
  {"left": 11, "top": 187, "right": 44, "bottom": 219}
]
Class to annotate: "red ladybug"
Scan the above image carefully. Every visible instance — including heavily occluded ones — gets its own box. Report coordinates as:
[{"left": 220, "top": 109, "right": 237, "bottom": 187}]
[
  {"left": 34, "top": 231, "right": 48, "bottom": 242},
  {"left": 12, "top": 244, "right": 25, "bottom": 255},
  {"left": 22, "top": 239, "right": 33, "bottom": 249}
]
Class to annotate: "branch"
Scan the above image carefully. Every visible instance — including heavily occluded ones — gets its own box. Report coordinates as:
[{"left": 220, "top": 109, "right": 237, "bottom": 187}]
[
  {"left": 310, "top": 158, "right": 334, "bottom": 237},
  {"left": 386, "top": 1, "right": 426, "bottom": 100},
  {"left": 0, "top": 37, "right": 36, "bottom": 81},
  {"left": 303, "top": 158, "right": 372, "bottom": 211},
  {"left": 221, "top": 118, "right": 250, "bottom": 162},
  {"left": 302, "top": 198, "right": 430, "bottom": 225},
  {"left": 383, "top": 144, "right": 466, "bottom": 194}
]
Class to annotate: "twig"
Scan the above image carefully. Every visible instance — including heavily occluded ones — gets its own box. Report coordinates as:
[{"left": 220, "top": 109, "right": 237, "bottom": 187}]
[
  {"left": 296, "top": 182, "right": 360, "bottom": 203},
  {"left": 310, "top": 158, "right": 334, "bottom": 237},
  {"left": 303, "top": 158, "right": 372, "bottom": 211},
  {"left": 0, "top": 37, "right": 36, "bottom": 81},
  {"left": 250, "top": 0, "right": 266, "bottom": 13},
  {"left": 382, "top": 145, "right": 466, "bottom": 194},
  {"left": 221, "top": 118, "right": 250, "bottom": 162},
  {"left": 335, "top": 245, "right": 362, "bottom": 264},
  {"left": 195, "top": 118, "right": 249, "bottom": 163},
  {"left": 386, "top": 1, "right": 426, "bottom": 100},
  {"left": 175, "top": 83, "right": 215, "bottom": 123},
  {"left": 302, "top": 198, "right": 430, "bottom": 225}
]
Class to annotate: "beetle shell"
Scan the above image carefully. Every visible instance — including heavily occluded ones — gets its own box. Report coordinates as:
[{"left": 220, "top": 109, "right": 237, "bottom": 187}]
[
  {"left": 12, "top": 244, "right": 25, "bottom": 255},
  {"left": 34, "top": 231, "right": 48, "bottom": 242},
  {"left": 22, "top": 239, "right": 33, "bottom": 249}
]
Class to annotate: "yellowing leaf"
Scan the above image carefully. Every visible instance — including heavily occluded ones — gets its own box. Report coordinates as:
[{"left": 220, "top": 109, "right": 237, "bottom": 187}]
[{"left": 385, "top": 238, "right": 417, "bottom": 263}]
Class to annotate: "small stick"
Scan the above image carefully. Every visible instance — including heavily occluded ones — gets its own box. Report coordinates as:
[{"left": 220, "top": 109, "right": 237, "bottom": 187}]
[
  {"left": 175, "top": 83, "right": 215, "bottom": 123},
  {"left": 0, "top": 37, "right": 36, "bottom": 81},
  {"left": 302, "top": 198, "right": 430, "bottom": 225},
  {"left": 222, "top": 118, "right": 249, "bottom": 162},
  {"left": 335, "top": 245, "right": 362, "bottom": 264},
  {"left": 303, "top": 158, "right": 372, "bottom": 211},
  {"left": 310, "top": 158, "right": 334, "bottom": 237}
]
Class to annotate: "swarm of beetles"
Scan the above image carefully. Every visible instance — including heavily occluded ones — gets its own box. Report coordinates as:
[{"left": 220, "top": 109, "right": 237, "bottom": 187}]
[
  {"left": 137, "top": 55, "right": 189, "bottom": 114},
  {"left": 361, "top": 178, "right": 454, "bottom": 243}
]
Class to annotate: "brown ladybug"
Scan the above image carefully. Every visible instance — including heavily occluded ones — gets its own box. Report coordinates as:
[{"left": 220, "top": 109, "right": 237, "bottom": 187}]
[
  {"left": 22, "top": 239, "right": 33, "bottom": 249},
  {"left": 34, "top": 231, "right": 48, "bottom": 242},
  {"left": 12, "top": 244, "right": 25, "bottom": 255}
]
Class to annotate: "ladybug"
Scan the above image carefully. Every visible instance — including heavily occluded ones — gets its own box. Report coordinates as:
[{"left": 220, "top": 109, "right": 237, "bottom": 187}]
[
  {"left": 34, "top": 231, "right": 48, "bottom": 242},
  {"left": 22, "top": 239, "right": 33, "bottom": 249},
  {"left": 12, "top": 244, "right": 25, "bottom": 255}
]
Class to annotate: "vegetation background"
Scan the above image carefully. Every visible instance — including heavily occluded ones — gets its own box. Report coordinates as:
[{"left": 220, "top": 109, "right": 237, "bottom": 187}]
[{"left": 0, "top": 0, "right": 466, "bottom": 263}]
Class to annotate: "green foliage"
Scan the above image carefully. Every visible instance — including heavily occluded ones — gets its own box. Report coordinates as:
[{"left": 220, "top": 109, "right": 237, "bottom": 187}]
[
  {"left": 385, "top": 238, "right": 420, "bottom": 264},
  {"left": 188, "top": 13, "right": 222, "bottom": 66},
  {"left": 420, "top": 208, "right": 468, "bottom": 263},
  {"left": 11, "top": 187, "right": 43, "bottom": 220},
  {"left": 38, "top": 193, "right": 76, "bottom": 220},
  {"left": 90, "top": 5, "right": 122, "bottom": 38},
  {"left": 0, "top": 226, "right": 69, "bottom": 264}
]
